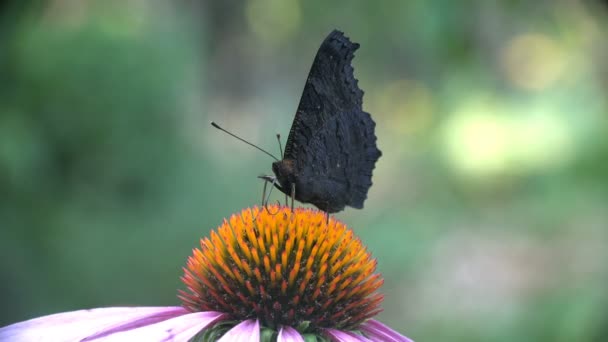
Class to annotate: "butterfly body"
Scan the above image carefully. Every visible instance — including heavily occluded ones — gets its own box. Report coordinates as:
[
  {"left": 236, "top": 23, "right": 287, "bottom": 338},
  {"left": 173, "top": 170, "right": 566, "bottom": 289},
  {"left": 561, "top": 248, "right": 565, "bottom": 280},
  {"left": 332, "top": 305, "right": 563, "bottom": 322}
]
[
  {"left": 272, "top": 159, "right": 350, "bottom": 213},
  {"left": 270, "top": 30, "right": 382, "bottom": 214}
]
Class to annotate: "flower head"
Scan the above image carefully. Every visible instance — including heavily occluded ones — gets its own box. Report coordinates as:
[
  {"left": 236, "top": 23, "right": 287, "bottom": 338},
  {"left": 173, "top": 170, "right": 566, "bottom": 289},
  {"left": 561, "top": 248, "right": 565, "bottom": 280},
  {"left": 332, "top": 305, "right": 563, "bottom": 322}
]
[
  {"left": 181, "top": 206, "right": 386, "bottom": 336},
  {"left": 0, "top": 206, "right": 413, "bottom": 341}
]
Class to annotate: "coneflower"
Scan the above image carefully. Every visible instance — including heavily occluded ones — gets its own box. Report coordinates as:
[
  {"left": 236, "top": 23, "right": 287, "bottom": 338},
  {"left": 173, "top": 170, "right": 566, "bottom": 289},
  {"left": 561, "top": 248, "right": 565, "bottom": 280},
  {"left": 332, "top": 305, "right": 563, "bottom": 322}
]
[{"left": 1, "top": 206, "right": 413, "bottom": 341}]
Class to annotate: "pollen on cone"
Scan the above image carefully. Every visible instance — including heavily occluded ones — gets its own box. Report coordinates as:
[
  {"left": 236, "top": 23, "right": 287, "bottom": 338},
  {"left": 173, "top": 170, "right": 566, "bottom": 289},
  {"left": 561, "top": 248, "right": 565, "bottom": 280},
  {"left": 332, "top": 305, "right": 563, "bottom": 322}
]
[{"left": 179, "top": 206, "right": 384, "bottom": 331}]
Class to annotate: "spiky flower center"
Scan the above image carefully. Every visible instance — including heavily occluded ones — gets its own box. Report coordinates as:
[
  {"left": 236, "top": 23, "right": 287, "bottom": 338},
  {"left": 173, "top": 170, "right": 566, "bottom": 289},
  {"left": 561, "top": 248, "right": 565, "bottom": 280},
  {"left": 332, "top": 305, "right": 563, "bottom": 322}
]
[{"left": 179, "top": 206, "right": 383, "bottom": 332}]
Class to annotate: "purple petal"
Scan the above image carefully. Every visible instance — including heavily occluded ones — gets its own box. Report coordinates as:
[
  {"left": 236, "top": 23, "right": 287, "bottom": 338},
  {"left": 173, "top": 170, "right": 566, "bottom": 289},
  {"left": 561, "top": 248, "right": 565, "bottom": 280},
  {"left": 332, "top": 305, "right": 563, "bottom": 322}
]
[
  {"left": 0, "top": 306, "right": 189, "bottom": 342},
  {"left": 89, "top": 311, "right": 226, "bottom": 341},
  {"left": 324, "top": 329, "right": 368, "bottom": 342},
  {"left": 277, "top": 326, "right": 304, "bottom": 342},
  {"left": 359, "top": 319, "right": 414, "bottom": 342},
  {"left": 218, "top": 319, "right": 260, "bottom": 342}
]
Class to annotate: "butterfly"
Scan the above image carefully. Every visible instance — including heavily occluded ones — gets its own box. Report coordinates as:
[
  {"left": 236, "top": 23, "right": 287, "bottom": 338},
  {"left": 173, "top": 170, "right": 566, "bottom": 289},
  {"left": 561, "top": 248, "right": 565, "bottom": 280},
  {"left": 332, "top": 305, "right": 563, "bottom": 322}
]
[
  {"left": 213, "top": 30, "right": 381, "bottom": 214},
  {"left": 261, "top": 30, "right": 382, "bottom": 214}
]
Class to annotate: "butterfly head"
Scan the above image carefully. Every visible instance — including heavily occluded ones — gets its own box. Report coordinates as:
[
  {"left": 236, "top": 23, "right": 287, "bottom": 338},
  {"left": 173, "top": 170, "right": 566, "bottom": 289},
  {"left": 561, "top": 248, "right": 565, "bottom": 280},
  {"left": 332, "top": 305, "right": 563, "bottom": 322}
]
[{"left": 272, "top": 159, "right": 297, "bottom": 192}]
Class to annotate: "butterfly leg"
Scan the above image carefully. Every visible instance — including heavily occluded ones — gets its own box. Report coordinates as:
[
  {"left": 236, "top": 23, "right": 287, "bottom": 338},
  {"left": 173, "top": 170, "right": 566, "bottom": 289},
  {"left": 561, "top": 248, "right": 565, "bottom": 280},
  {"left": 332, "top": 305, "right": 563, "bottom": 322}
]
[
  {"left": 290, "top": 183, "right": 296, "bottom": 212},
  {"left": 249, "top": 181, "right": 268, "bottom": 223},
  {"left": 252, "top": 177, "right": 281, "bottom": 222},
  {"left": 265, "top": 178, "right": 283, "bottom": 216},
  {"left": 261, "top": 180, "right": 269, "bottom": 207}
]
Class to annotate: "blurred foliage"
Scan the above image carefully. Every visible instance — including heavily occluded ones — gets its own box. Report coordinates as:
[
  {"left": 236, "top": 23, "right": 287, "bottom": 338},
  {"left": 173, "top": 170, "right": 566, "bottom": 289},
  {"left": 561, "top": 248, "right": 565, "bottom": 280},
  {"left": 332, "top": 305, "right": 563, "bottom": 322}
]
[{"left": 1, "top": 1, "right": 607, "bottom": 341}]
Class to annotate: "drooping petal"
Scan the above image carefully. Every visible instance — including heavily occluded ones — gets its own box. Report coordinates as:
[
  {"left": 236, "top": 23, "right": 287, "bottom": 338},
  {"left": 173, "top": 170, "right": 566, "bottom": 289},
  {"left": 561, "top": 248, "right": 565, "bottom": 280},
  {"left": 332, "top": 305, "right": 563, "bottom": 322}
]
[
  {"left": 277, "top": 326, "right": 305, "bottom": 342},
  {"left": 89, "top": 311, "right": 226, "bottom": 341},
  {"left": 0, "top": 306, "right": 188, "bottom": 342},
  {"left": 359, "top": 319, "right": 414, "bottom": 342},
  {"left": 217, "top": 319, "right": 260, "bottom": 342},
  {"left": 324, "top": 328, "right": 368, "bottom": 342}
]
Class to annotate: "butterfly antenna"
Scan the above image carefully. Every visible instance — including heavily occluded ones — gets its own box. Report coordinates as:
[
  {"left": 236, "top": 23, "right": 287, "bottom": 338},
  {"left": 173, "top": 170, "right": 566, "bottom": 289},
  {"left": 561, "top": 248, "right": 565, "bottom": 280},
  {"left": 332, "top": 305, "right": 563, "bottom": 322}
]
[
  {"left": 276, "top": 134, "right": 284, "bottom": 159},
  {"left": 211, "top": 122, "right": 280, "bottom": 161}
]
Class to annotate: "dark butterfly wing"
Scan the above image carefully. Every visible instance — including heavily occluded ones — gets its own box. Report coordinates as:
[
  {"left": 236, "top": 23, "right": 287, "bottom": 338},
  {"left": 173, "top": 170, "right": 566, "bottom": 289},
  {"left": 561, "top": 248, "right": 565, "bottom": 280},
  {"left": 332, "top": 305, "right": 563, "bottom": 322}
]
[
  {"left": 295, "top": 110, "right": 381, "bottom": 212},
  {"left": 283, "top": 30, "right": 381, "bottom": 212},
  {"left": 284, "top": 30, "right": 364, "bottom": 160}
]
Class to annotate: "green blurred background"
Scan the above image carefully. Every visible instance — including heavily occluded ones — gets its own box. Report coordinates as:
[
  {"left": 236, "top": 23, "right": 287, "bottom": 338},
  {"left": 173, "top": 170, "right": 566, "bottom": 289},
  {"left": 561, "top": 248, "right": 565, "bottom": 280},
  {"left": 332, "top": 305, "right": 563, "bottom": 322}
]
[{"left": 1, "top": 1, "right": 607, "bottom": 341}]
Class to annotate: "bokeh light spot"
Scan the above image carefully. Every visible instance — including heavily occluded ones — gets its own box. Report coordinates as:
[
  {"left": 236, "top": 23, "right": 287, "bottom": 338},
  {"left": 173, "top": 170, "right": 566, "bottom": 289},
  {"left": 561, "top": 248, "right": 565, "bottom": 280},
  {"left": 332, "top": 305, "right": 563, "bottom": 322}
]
[
  {"left": 441, "top": 99, "right": 511, "bottom": 177},
  {"left": 510, "top": 108, "right": 573, "bottom": 171},
  {"left": 246, "top": 0, "right": 301, "bottom": 46},
  {"left": 441, "top": 98, "right": 575, "bottom": 178},
  {"left": 501, "top": 33, "right": 567, "bottom": 91},
  {"left": 372, "top": 79, "right": 435, "bottom": 136}
]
